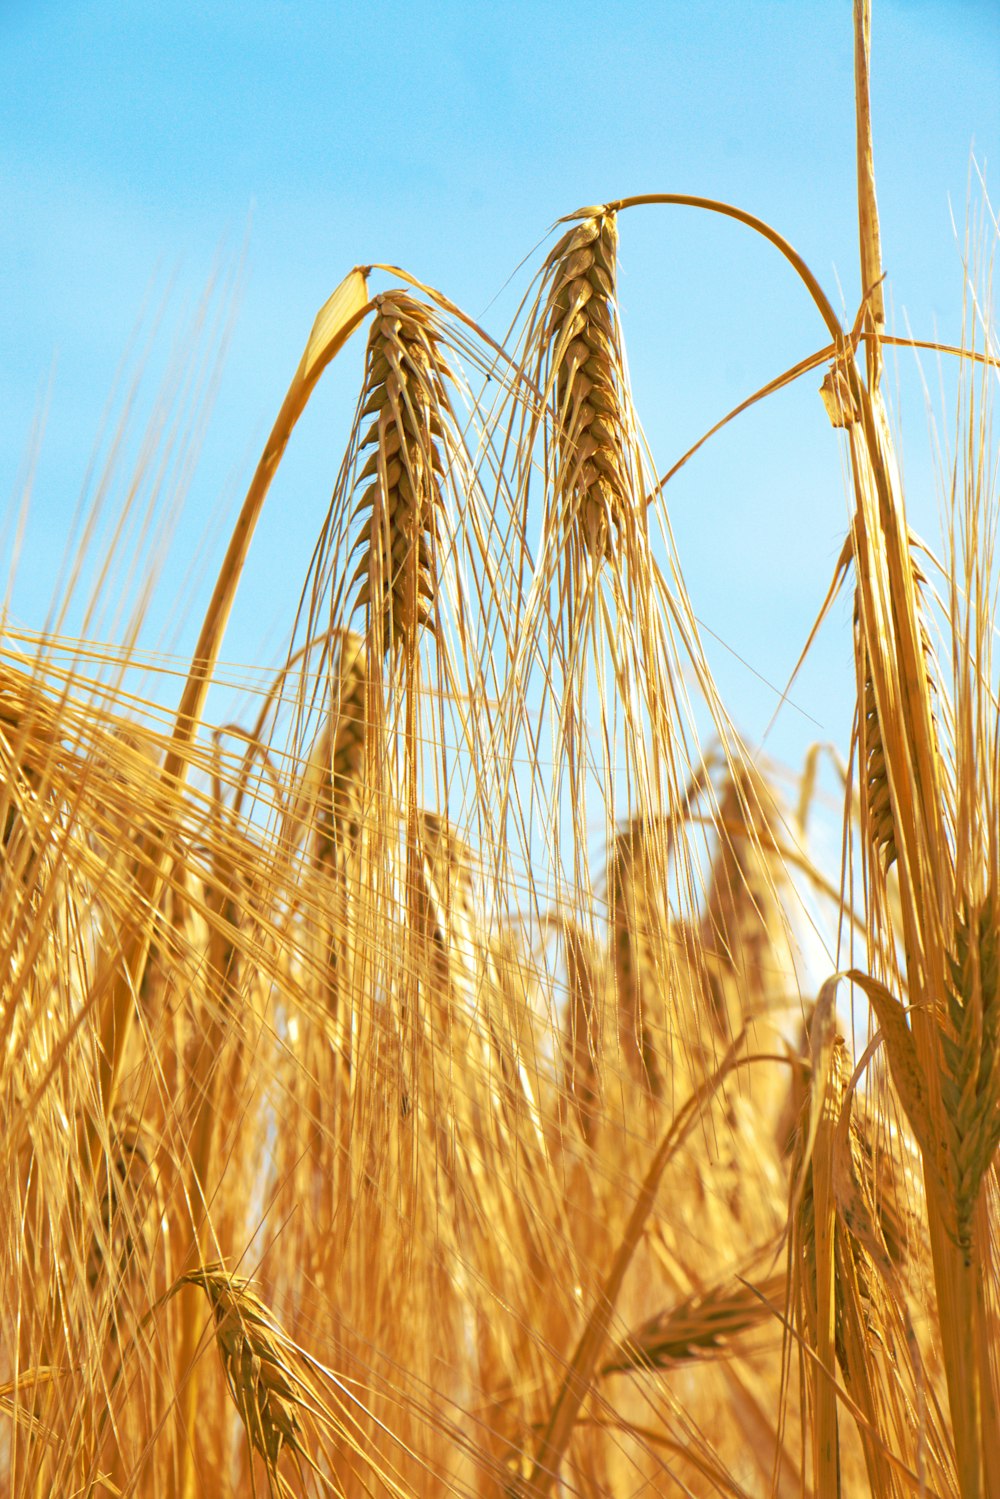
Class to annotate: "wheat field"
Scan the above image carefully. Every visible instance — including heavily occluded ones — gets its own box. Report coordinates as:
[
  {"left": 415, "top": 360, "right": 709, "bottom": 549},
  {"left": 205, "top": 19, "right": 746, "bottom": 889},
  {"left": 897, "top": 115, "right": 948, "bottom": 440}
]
[{"left": 2, "top": 4, "right": 998, "bottom": 1496}]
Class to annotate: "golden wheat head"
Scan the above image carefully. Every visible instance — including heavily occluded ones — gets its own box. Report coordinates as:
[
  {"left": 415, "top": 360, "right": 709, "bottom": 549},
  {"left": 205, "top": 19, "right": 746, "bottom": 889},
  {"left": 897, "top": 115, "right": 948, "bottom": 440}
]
[
  {"left": 348, "top": 293, "right": 451, "bottom": 656},
  {"left": 541, "top": 210, "right": 634, "bottom": 562},
  {"left": 175, "top": 1265, "right": 305, "bottom": 1476}
]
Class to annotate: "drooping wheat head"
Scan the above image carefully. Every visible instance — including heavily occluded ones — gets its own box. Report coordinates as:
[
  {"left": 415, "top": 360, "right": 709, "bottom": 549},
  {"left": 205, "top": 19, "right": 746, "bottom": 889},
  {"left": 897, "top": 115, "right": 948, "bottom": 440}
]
[
  {"left": 854, "top": 548, "right": 940, "bottom": 882},
  {"left": 410, "top": 809, "right": 480, "bottom": 1027},
  {"left": 538, "top": 211, "right": 636, "bottom": 569},
  {"left": 602, "top": 1267, "right": 785, "bottom": 1375},
  {"left": 559, "top": 918, "right": 603, "bottom": 1144},
  {"left": 944, "top": 889, "right": 1000, "bottom": 1261},
  {"left": 347, "top": 293, "right": 452, "bottom": 662},
  {"left": 699, "top": 764, "right": 799, "bottom": 1137},
  {"left": 314, "top": 630, "right": 369, "bottom": 866},
  {"left": 173, "top": 1265, "right": 307, "bottom": 1484},
  {"left": 608, "top": 818, "right": 668, "bottom": 1099}
]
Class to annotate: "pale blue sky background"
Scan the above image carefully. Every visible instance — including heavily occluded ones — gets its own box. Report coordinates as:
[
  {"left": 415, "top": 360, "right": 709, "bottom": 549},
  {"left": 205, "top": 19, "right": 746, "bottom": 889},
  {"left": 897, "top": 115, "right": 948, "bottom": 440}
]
[{"left": 1, "top": 0, "right": 997, "bottom": 778}]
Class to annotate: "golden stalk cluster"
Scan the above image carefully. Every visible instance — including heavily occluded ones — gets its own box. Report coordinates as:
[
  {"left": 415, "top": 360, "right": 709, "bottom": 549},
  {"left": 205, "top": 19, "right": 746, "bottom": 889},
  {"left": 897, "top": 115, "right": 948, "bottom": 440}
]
[{"left": 1, "top": 8, "right": 998, "bottom": 1497}]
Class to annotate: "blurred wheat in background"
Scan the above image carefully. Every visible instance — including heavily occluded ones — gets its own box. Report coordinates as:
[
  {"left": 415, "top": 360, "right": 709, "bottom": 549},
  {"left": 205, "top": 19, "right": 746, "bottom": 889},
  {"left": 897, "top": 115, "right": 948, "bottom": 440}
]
[{"left": 1, "top": 3, "right": 998, "bottom": 1495}]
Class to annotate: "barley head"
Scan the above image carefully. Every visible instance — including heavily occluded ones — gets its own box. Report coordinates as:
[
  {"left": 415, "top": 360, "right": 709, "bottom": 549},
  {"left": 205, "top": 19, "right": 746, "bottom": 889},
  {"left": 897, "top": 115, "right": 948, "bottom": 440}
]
[
  {"left": 312, "top": 630, "right": 369, "bottom": 866},
  {"left": 602, "top": 1270, "right": 784, "bottom": 1375},
  {"left": 541, "top": 211, "right": 634, "bottom": 563},
  {"left": 348, "top": 294, "right": 450, "bottom": 656},
  {"left": 944, "top": 892, "right": 1000, "bottom": 1260},
  {"left": 176, "top": 1265, "right": 305, "bottom": 1474},
  {"left": 609, "top": 819, "right": 666, "bottom": 1097}
]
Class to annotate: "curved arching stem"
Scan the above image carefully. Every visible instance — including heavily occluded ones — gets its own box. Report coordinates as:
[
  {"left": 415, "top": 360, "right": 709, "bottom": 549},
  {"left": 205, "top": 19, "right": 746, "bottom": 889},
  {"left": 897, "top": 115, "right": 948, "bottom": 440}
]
[
  {"left": 604, "top": 193, "right": 845, "bottom": 347},
  {"left": 646, "top": 338, "right": 838, "bottom": 506},
  {"left": 164, "top": 268, "right": 373, "bottom": 785}
]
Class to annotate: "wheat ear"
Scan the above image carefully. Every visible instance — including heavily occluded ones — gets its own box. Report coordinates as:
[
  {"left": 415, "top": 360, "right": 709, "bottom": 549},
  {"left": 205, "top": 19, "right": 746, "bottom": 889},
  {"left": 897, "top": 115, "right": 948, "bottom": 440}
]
[
  {"left": 944, "top": 894, "right": 1000, "bottom": 1261},
  {"left": 602, "top": 1270, "right": 784, "bottom": 1375},
  {"left": 307, "top": 630, "right": 369, "bottom": 868},
  {"left": 609, "top": 820, "right": 664, "bottom": 1098},
  {"left": 561, "top": 919, "right": 602, "bottom": 1144},
  {"left": 348, "top": 293, "right": 451, "bottom": 656},
  {"left": 173, "top": 1266, "right": 307, "bottom": 1483},
  {"left": 541, "top": 211, "right": 634, "bottom": 563}
]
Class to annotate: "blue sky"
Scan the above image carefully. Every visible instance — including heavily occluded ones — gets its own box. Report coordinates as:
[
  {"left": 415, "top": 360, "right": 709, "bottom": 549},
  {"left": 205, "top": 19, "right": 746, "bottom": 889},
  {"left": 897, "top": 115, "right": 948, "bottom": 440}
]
[{"left": 1, "top": 0, "right": 997, "bottom": 777}]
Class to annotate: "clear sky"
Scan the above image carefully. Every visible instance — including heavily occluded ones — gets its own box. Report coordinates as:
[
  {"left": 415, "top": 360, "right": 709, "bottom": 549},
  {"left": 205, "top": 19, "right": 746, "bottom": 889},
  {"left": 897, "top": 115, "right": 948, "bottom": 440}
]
[{"left": 1, "top": 0, "right": 997, "bottom": 780}]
